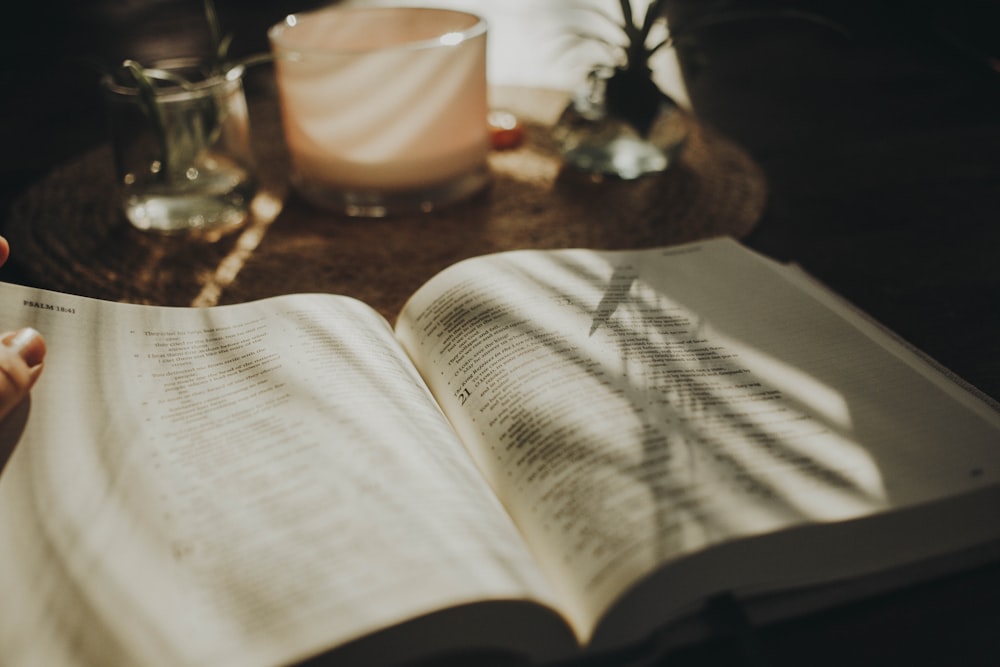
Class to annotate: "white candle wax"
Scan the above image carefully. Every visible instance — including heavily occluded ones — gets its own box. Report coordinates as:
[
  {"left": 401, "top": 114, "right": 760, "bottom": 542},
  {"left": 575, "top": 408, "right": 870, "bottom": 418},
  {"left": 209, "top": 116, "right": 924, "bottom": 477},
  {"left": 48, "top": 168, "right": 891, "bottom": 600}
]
[{"left": 270, "top": 7, "right": 489, "bottom": 208}]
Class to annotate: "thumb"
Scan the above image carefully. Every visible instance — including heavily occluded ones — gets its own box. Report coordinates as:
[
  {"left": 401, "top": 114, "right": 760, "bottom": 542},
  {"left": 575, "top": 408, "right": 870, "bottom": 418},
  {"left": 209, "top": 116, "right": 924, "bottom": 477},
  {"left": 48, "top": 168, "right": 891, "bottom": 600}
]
[{"left": 0, "top": 328, "right": 46, "bottom": 422}]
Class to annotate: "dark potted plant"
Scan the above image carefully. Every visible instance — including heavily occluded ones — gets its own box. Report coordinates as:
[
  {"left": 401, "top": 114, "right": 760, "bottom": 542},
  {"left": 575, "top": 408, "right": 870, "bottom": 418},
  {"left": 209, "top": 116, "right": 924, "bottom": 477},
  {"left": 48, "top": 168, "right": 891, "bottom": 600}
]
[
  {"left": 552, "top": 0, "right": 685, "bottom": 180},
  {"left": 553, "top": 0, "right": 844, "bottom": 180}
]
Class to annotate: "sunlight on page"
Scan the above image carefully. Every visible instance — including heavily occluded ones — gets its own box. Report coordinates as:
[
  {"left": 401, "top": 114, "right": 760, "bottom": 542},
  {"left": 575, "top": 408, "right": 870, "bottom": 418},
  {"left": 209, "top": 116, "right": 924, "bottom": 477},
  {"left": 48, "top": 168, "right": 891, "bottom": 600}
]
[
  {"left": 729, "top": 340, "right": 853, "bottom": 431},
  {"left": 520, "top": 257, "right": 886, "bottom": 620},
  {"left": 396, "top": 244, "right": 894, "bottom": 641},
  {"left": 718, "top": 333, "right": 888, "bottom": 509}
]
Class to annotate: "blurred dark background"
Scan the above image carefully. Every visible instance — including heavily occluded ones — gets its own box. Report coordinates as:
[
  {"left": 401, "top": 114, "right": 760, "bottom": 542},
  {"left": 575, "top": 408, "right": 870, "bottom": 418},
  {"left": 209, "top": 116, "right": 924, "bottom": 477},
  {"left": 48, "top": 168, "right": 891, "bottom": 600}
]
[{"left": 4, "top": 0, "right": 1000, "bottom": 228}]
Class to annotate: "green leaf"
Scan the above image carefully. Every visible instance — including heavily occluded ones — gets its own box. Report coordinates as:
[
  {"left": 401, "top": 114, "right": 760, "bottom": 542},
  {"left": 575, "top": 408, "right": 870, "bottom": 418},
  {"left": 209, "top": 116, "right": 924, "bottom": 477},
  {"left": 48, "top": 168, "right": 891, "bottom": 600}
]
[{"left": 121, "top": 60, "right": 172, "bottom": 177}]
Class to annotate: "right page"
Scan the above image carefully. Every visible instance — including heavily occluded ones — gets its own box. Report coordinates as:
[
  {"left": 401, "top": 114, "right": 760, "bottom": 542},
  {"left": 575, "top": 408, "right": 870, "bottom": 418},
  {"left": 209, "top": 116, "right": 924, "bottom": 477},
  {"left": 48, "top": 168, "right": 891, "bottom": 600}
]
[{"left": 394, "top": 237, "right": 1000, "bottom": 651}]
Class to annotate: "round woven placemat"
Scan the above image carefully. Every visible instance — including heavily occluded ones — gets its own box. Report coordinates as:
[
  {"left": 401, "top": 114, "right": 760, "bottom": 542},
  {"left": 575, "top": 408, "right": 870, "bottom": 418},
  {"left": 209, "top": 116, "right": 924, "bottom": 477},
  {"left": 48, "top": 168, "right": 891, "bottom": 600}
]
[{"left": 7, "top": 85, "right": 767, "bottom": 320}]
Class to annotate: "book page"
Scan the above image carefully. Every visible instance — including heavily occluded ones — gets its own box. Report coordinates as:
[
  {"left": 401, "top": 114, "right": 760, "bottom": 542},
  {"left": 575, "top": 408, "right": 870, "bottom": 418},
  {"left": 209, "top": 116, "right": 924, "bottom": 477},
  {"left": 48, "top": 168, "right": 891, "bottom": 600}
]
[
  {"left": 0, "top": 287, "right": 573, "bottom": 667},
  {"left": 394, "top": 238, "right": 1000, "bottom": 646}
]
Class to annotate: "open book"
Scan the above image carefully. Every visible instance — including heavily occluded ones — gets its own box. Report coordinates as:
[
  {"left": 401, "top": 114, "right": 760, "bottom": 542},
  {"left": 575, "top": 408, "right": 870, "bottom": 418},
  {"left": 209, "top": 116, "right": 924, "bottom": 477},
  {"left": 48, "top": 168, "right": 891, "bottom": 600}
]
[{"left": 1, "top": 237, "right": 998, "bottom": 667}]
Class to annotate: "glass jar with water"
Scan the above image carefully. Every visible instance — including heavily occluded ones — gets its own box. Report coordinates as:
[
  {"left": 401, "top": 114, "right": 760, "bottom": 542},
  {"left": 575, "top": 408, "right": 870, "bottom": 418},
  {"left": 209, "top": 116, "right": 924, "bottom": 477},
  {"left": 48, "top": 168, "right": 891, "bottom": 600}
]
[{"left": 101, "top": 58, "right": 256, "bottom": 234}]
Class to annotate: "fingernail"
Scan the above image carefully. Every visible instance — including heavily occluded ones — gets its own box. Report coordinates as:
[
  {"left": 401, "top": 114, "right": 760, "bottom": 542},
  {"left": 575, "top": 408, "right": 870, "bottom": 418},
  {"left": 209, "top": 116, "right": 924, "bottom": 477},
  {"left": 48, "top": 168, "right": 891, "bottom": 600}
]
[{"left": 6, "top": 328, "right": 44, "bottom": 366}]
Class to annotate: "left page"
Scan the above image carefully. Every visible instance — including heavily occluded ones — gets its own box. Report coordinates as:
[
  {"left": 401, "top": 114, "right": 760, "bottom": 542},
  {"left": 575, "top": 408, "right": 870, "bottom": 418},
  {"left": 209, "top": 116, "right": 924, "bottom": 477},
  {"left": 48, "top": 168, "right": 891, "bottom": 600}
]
[{"left": 0, "top": 285, "right": 574, "bottom": 667}]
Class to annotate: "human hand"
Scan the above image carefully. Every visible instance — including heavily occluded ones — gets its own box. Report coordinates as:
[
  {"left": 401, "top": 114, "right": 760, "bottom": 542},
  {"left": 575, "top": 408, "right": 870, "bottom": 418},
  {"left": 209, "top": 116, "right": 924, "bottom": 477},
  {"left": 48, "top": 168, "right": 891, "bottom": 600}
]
[{"left": 0, "top": 235, "right": 46, "bottom": 423}]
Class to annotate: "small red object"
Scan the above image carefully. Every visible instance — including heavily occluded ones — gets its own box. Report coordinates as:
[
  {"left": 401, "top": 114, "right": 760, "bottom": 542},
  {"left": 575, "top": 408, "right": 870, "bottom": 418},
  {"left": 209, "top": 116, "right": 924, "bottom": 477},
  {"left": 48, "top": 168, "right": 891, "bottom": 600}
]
[{"left": 488, "top": 109, "right": 524, "bottom": 150}]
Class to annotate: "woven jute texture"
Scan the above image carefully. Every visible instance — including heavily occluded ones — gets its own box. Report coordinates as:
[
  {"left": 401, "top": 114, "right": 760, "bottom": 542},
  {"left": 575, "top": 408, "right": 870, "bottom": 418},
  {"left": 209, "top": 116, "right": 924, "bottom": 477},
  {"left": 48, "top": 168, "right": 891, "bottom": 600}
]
[{"left": 7, "top": 86, "right": 767, "bottom": 321}]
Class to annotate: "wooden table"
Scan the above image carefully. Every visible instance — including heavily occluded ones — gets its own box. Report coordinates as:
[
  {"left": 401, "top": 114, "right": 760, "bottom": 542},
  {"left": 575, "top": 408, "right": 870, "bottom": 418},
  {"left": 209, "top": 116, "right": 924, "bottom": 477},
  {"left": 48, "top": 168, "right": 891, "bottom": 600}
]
[{"left": 1, "top": 1, "right": 999, "bottom": 665}]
